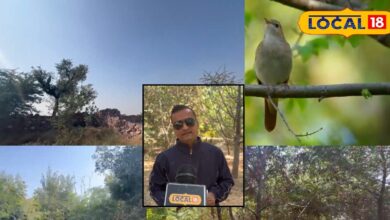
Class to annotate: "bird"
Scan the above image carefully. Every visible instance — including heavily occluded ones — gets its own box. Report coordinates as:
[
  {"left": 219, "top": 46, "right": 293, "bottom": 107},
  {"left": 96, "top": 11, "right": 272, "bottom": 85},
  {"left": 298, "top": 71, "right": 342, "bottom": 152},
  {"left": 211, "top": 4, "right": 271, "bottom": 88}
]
[{"left": 255, "top": 18, "right": 292, "bottom": 132}]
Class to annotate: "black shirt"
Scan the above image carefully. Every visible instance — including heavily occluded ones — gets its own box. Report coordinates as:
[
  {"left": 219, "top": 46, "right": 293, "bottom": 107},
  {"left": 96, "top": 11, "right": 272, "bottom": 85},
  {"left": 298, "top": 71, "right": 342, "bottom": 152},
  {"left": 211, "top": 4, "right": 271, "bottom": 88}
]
[{"left": 149, "top": 137, "right": 234, "bottom": 206}]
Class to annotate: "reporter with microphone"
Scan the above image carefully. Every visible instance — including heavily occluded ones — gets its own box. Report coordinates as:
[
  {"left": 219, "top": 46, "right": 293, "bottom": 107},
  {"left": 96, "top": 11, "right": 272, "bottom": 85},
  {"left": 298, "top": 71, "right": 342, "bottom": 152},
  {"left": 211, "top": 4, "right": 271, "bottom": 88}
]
[{"left": 149, "top": 105, "right": 234, "bottom": 206}]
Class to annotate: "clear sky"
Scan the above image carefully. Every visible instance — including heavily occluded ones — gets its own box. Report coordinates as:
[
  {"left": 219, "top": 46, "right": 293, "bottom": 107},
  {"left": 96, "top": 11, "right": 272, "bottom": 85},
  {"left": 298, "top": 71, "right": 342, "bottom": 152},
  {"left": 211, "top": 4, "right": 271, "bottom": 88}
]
[
  {"left": 0, "top": 0, "right": 243, "bottom": 115},
  {"left": 0, "top": 146, "right": 105, "bottom": 198}
]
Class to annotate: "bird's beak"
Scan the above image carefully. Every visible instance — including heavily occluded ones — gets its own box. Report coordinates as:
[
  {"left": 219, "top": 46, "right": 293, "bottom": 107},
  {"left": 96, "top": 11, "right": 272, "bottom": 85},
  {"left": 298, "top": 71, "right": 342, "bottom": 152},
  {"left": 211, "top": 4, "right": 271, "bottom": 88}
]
[{"left": 264, "top": 18, "right": 270, "bottom": 24}]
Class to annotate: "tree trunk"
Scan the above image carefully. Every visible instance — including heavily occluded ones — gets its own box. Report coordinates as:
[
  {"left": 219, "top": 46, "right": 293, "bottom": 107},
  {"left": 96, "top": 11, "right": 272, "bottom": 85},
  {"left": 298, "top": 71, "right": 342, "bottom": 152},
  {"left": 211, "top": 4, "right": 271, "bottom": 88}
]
[
  {"left": 232, "top": 86, "right": 242, "bottom": 178},
  {"left": 217, "top": 207, "right": 222, "bottom": 220},
  {"left": 211, "top": 207, "right": 215, "bottom": 219},
  {"left": 226, "top": 140, "right": 231, "bottom": 155},
  {"left": 377, "top": 147, "right": 387, "bottom": 220},
  {"left": 52, "top": 97, "right": 59, "bottom": 117},
  {"left": 255, "top": 189, "right": 261, "bottom": 220},
  {"left": 228, "top": 207, "right": 236, "bottom": 220}
]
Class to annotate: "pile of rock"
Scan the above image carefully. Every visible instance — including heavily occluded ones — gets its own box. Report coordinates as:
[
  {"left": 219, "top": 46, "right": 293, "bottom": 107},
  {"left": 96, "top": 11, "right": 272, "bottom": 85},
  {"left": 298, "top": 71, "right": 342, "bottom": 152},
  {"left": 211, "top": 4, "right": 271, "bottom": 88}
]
[{"left": 95, "top": 108, "right": 142, "bottom": 139}]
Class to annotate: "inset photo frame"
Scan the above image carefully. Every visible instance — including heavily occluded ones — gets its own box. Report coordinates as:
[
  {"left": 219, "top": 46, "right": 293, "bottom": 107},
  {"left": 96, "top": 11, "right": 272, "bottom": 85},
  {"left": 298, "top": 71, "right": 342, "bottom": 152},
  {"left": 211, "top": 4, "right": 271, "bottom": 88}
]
[{"left": 142, "top": 84, "right": 244, "bottom": 207}]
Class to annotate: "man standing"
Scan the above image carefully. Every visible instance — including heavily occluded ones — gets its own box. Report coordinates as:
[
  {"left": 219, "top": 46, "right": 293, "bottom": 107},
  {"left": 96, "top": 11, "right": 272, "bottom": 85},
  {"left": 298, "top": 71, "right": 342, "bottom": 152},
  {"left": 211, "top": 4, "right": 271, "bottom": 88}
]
[{"left": 149, "top": 105, "right": 234, "bottom": 206}]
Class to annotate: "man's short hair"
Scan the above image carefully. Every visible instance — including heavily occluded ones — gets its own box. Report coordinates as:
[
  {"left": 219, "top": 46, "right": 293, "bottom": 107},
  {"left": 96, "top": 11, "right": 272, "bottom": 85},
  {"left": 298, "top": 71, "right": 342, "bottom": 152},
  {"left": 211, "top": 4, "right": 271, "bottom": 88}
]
[{"left": 171, "top": 105, "right": 197, "bottom": 119}]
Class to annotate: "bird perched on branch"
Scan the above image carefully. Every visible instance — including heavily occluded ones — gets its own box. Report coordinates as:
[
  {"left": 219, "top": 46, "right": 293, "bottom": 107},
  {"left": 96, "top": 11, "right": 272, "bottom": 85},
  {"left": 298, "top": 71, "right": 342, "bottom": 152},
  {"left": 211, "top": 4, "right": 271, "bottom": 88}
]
[{"left": 255, "top": 18, "right": 292, "bottom": 132}]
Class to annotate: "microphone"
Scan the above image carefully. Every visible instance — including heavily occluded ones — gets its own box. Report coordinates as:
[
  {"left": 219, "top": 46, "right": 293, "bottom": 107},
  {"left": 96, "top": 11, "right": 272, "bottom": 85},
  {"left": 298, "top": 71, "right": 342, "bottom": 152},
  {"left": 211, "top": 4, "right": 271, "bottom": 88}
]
[
  {"left": 175, "top": 164, "right": 197, "bottom": 184},
  {"left": 165, "top": 164, "right": 206, "bottom": 206}
]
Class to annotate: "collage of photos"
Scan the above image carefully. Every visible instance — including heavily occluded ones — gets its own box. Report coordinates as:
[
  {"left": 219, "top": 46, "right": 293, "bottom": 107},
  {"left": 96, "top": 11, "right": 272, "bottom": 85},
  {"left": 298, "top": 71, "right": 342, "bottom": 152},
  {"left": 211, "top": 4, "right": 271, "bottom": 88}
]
[{"left": 1, "top": 0, "right": 389, "bottom": 219}]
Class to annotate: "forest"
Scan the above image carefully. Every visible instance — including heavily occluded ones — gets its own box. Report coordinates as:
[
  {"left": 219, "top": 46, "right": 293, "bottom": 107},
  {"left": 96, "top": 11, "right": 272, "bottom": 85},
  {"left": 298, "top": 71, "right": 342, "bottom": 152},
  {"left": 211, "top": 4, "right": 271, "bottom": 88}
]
[
  {"left": 147, "top": 146, "right": 389, "bottom": 220},
  {"left": 143, "top": 84, "right": 243, "bottom": 206},
  {"left": 0, "top": 59, "right": 141, "bottom": 145},
  {"left": 0, "top": 146, "right": 143, "bottom": 220}
]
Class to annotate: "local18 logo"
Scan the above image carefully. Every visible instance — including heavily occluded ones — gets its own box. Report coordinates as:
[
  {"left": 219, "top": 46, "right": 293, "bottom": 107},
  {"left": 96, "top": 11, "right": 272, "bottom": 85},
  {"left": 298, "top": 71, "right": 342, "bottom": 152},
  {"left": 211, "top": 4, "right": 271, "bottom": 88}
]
[
  {"left": 298, "top": 8, "right": 390, "bottom": 37},
  {"left": 169, "top": 193, "right": 202, "bottom": 205}
]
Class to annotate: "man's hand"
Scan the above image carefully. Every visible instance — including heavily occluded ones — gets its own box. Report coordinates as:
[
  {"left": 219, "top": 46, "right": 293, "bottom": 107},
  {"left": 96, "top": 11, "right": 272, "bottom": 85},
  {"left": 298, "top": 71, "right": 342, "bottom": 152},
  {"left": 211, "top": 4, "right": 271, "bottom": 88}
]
[{"left": 206, "top": 192, "right": 216, "bottom": 206}]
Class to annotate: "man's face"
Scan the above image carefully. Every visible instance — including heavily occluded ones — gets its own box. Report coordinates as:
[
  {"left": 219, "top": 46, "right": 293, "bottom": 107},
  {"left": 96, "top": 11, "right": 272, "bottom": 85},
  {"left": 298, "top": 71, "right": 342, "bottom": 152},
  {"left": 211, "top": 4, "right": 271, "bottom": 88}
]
[{"left": 171, "top": 108, "right": 199, "bottom": 146}]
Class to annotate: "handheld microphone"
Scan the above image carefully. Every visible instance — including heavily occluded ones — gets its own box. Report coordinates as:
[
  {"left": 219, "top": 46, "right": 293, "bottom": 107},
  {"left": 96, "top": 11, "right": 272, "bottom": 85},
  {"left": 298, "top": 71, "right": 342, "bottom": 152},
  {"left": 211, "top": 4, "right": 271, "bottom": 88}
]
[
  {"left": 164, "top": 164, "right": 206, "bottom": 206},
  {"left": 175, "top": 164, "right": 197, "bottom": 184}
]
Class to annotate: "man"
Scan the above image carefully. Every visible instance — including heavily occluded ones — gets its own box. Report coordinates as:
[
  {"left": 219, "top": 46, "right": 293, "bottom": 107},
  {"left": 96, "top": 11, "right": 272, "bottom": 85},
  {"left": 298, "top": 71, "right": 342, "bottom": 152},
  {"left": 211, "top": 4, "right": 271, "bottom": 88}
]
[{"left": 149, "top": 104, "right": 234, "bottom": 206}]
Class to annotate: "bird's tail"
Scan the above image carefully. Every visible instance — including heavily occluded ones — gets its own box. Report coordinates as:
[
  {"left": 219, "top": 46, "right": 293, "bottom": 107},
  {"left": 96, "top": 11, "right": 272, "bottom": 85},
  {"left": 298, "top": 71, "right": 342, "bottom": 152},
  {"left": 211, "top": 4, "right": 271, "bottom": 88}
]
[{"left": 265, "top": 98, "right": 278, "bottom": 132}]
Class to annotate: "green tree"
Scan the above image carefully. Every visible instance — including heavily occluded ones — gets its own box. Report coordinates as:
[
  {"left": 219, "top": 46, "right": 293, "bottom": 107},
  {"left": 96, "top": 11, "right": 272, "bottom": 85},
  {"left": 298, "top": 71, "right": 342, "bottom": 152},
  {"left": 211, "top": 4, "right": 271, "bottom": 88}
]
[
  {"left": 33, "top": 168, "right": 78, "bottom": 220},
  {"left": 143, "top": 86, "right": 201, "bottom": 152},
  {"left": 200, "top": 71, "right": 243, "bottom": 179},
  {"left": 69, "top": 187, "right": 118, "bottom": 220},
  {"left": 0, "top": 172, "right": 26, "bottom": 219},
  {"left": 22, "top": 198, "right": 44, "bottom": 220},
  {"left": 244, "top": 146, "right": 390, "bottom": 220},
  {"left": 94, "top": 146, "right": 142, "bottom": 206},
  {"left": 32, "top": 59, "right": 96, "bottom": 117},
  {"left": 0, "top": 69, "right": 42, "bottom": 118}
]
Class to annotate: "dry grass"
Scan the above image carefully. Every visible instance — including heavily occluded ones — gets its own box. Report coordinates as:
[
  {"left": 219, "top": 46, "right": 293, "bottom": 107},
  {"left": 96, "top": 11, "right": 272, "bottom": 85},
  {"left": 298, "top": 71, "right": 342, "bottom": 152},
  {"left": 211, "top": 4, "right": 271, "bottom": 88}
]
[{"left": 0, "top": 127, "right": 142, "bottom": 145}]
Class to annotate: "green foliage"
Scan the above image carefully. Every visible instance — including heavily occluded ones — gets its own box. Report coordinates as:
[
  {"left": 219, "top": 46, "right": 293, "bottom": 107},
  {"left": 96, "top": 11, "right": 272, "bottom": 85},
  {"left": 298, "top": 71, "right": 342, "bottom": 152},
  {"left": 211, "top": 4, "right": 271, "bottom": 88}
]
[
  {"left": 32, "top": 59, "right": 97, "bottom": 118},
  {"left": 346, "top": 35, "right": 364, "bottom": 48},
  {"left": 361, "top": 88, "right": 372, "bottom": 99},
  {"left": 245, "top": 146, "right": 390, "bottom": 219},
  {"left": 297, "top": 37, "right": 329, "bottom": 62},
  {"left": 0, "top": 69, "right": 42, "bottom": 118},
  {"left": 33, "top": 168, "right": 78, "bottom": 220},
  {"left": 22, "top": 198, "right": 44, "bottom": 220},
  {"left": 144, "top": 85, "right": 242, "bottom": 157},
  {"left": 94, "top": 146, "right": 142, "bottom": 206},
  {"left": 369, "top": 0, "right": 390, "bottom": 10},
  {"left": 245, "top": 69, "right": 256, "bottom": 84},
  {"left": 146, "top": 207, "right": 242, "bottom": 220},
  {"left": 69, "top": 187, "right": 118, "bottom": 220},
  {"left": 143, "top": 86, "right": 203, "bottom": 152},
  {"left": 0, "top": 147, "right": 145, "bottom": 219},
  {"left": 0, "top": 172, "right": 26, "bottom": 219},
  {"left": 245, "top": 12, "right": 253, "bottom": 28}
]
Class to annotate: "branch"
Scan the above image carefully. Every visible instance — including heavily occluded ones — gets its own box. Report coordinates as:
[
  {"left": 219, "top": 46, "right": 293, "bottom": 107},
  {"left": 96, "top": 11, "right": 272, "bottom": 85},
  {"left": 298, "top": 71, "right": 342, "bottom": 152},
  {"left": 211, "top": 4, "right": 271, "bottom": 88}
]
[
  {"left": 297, "top": 198, "right": 312, "bottom": 218},
  {"left": 266, "top": 94, "right": 322, "bottom": 142},
  {"left": 273, "top": 0, "right": 345, "bottom": 11},
  {"left": 245, "top": 83, "right": 390, "bottom": 99},
  {"left": 272, "top": 0, "right": 390, "bottom": 48}
]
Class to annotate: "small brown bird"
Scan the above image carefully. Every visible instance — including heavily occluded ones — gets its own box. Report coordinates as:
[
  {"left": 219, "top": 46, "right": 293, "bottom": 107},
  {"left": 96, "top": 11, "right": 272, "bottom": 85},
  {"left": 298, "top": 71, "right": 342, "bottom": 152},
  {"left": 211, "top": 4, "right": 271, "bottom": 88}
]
[{"left": 255, "top": 18, "right": 292, "bottom": 132}]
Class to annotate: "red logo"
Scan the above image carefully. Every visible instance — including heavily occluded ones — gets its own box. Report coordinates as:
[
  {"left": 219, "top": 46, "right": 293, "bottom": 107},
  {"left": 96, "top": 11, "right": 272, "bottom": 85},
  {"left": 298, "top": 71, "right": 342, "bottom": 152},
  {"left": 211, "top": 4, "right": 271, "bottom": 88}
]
[{"left": 368, "top": 15, "right": 386, "bottom": 29}]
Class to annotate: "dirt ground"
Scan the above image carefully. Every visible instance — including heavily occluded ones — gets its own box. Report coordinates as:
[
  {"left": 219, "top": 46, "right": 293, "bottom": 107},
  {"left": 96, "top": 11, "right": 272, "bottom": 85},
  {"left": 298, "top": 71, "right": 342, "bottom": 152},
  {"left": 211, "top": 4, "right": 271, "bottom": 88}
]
[{"left": 143, "top": 146, "right": 244, "bottom": 206}]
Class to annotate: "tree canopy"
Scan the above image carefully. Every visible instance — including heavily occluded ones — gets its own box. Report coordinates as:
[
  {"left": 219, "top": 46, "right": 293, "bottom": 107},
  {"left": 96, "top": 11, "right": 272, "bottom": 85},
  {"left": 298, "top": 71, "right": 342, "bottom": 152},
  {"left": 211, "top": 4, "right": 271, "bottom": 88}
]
[
  {"left": 0, "top": 172, "right": 26, "bottom": 219},
  {"left": 32, "top": 59, "right": 97, "bottom": 117},
  {"left": 0, "top": 70, "right": 42, "bottom": 118}
]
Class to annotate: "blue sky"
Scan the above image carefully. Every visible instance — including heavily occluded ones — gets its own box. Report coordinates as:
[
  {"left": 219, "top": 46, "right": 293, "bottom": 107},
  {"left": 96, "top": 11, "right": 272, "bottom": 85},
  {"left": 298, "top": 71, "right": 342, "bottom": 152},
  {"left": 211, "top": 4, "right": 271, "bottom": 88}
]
[
  {"left": 0, "top": 146, "right": 105, "bottom": 198},
  {"left": 0, "top": 0, "right": 243, "bottom": 115}
]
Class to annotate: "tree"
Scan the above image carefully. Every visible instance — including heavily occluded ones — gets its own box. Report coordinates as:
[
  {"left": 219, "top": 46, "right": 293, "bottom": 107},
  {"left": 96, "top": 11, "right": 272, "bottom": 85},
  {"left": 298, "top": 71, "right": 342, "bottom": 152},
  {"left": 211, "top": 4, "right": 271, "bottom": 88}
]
[
  {"left": 32, "top": 59, "right": 96, "bottom": 117},
  {"left": 0, "top": 69, "right": 42, "bottom": 118},
  {"left": 33, "top": 168, "right": 78, "bottom": 220},
  {"left": 94, "top": 146, "right": 142, "bottom": 205},
  {"left": 0, "top": 172, "right": 26, "bottom": 219},
  {"left": 244, "top": 146, "right": 390, "bottom": 219},
  {"left": 200, "top": 71, "right": 243, "bottom": 179},
  {"left": 143, "top": 86, "right": 201, "bottom": 152},
  {"left": 93, "top": 146, "right": 144, "bottom": 219},
  {"left": 69, "top": 187, "right": 118, "bottom": 220}
]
